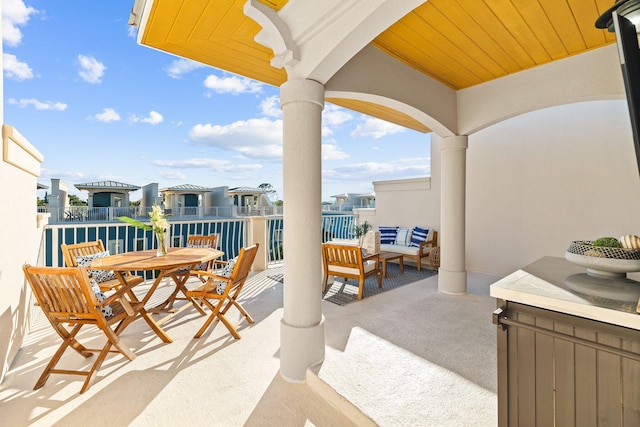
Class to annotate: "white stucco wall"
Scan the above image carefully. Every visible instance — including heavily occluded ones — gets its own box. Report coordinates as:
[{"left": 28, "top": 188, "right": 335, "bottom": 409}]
[
  {"left": 0, "top": 125, "right": 45, "bottom": 383},
  {"left": 466, "top": 100, "right": 640, "bottom": 276},
  {"left": 371, "top": 133, "right": 440, "bottom": 233}
]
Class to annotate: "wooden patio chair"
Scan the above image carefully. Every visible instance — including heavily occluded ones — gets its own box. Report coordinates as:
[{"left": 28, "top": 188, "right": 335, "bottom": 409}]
[
  {"left": 158, "top": 234, "right": 221, "bottom": 313},
  {"left": 61, "top": 240, "right": 144, "bottom": 292},
  {"left": 22, "top": 264, "right": 140, "bottom": 394},
  {"left": 322, "top": 243, "right": 382, "bottom": 300},
  {"left": 185, "top": 234, "right": 219, "bottom": 280},
  {"left": 186, "top": 243, "right": 259, "bottom": 339}
]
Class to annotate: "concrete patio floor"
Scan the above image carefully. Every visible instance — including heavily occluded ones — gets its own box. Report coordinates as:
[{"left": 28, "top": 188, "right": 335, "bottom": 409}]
[{"left": 0, "top": 265, "right": 501, "bottom": 426}]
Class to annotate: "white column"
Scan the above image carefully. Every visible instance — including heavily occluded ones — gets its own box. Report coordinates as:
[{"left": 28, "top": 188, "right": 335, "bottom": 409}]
[
  {"left": 279, "top": 79, "right": 325, "bottom": 382},
  {"left": 438, "top": 134, "right": 468, "bottom": 294}
]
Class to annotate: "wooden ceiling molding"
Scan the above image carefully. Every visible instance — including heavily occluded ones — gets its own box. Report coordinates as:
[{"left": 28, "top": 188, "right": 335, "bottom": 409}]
[{"left": 137, "top": 0, "right": 618, "bottom": 131}]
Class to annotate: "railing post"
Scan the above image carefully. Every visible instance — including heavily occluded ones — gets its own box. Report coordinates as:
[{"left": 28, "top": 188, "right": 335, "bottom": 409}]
[{"left": 247, "top": 216, "right": 268, "bottom": 271}]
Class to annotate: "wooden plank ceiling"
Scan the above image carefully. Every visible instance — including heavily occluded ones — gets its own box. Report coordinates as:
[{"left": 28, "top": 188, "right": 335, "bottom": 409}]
[{"left": 140, "top": 0, "right": 618, "bottom": 132}]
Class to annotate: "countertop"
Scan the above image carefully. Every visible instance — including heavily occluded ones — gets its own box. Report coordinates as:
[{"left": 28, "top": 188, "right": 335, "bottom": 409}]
[{"left": 490, "top": 256, "right": 640, "bottom": 331}]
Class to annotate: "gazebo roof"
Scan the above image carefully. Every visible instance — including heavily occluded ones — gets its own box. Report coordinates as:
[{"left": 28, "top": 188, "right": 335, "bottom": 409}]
[
  {"left": 74, "top": 181, "right": 140, "bottom": 191},
  {"left": 160, "top": 184, "right": 214, "bottom": 192},
  {"left": 229, "top": 187, "right": 267, "bottom": 194}
]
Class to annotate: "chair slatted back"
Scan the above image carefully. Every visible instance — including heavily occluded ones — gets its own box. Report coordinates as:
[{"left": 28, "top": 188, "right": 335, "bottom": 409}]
[
  {"left": 226, "top": 244, "right": 259, "bottom": 295},
  {"left": 61, "top": 240, "right": 106, "bottom": 268},
  {"left": 323, "top": 244, "right": 364, "bottom": 272},
  {"left": 23, "top": 265, "right": 98, "bottom": 322},
  {"left": 187, "top": 234, "right": 218, "bottom": 248}
]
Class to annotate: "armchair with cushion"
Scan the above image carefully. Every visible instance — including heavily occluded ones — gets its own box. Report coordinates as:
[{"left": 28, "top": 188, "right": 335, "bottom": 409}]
[
  {"left": 22, "top": 264, "right": 140, "bottom": 394},
  {"left": 61, "top": 240, "right": 144, "bottom": 291},
  {"left": 186, "top": 243, "right": 259, "bottom": 339},
  {"left": 322, "top": 243, "right": 382, "bottom": 300}
]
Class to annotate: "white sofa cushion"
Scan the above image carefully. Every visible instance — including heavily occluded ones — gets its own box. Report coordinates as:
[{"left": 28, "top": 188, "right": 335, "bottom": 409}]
[
  {"left": 329, "top": 260, "right": 377, "bottom": 276},
  {"left": 380, "top": 243, "right": 420, "bottom": 255}
]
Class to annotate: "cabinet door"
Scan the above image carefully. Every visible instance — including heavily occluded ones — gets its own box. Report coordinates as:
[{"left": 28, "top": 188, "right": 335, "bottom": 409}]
[{"left": 495, "top": 301, "right": 640, "bottom": 427}]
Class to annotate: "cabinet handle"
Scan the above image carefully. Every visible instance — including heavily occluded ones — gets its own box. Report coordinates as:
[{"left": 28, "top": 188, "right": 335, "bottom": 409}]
[{"left": 493, "top": 307, "right": 640, "bottom": 362}]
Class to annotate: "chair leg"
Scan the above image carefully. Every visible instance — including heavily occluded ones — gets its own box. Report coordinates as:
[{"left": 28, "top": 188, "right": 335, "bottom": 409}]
[
  {"left": 79, "top": 325, "right": 136, "bottom": 394},
  {"left": 34, "top": 323, "right": 84, "bottom": 390},
  {"left": 222, "top": 299, "right": 254, "bottom": 324},
  {"left": 193, "top": 299, "right": 221, "bottom": 338},
  {"left": 50, "top": 321, "right": 93, "bottom": 357},
  {"left": 322, "top": 274, "right": 328, "bottom": 292},
  {"left": 357, "top": 278, "right": 365, "bottom": 300},
  {"left": 217, "top": 313, "right": 242, "bottom": 339},
  {"left": 377, "top": 271, "right": 382, "bottom": 288}
]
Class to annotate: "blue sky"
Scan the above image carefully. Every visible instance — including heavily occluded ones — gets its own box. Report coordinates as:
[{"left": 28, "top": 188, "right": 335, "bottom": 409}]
[{"left": 3, "top": 0, "right": 431, "bottom": 202}]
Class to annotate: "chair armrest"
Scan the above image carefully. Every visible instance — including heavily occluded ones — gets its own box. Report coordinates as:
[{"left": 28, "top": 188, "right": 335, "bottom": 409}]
[
  {"left": 189, "top": 270, "right": 232, "bottom": 297},
  {"left": 101, "top": 278, "right": 140, "bottom": 306},
  {"left": 363, "top": 253, "right": 380, "bottom": 263}
]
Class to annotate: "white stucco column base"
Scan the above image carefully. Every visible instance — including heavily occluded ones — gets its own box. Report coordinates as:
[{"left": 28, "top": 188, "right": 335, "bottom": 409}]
[
  {"left": 279, "top": 79, "right": 326, "bottom": 382},
  {"left": 437, "top": 269, "right": 467, "bottom": 295},
  {"left": 438, "top": 134, "right": 468, "bottom": 295},
  {"left": 280, "top": 316, "right": 326, "bottom": 382}
]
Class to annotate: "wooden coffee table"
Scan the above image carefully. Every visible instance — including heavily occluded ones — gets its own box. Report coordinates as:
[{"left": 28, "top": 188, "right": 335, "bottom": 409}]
[{"left": 378, "top": 251, "right": 404, "bottom": 278}]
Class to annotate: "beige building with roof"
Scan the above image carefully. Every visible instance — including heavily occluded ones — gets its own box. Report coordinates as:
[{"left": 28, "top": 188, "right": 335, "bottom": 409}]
[{"left": 74, "top": 180, "right": 140, "bottom": 208}]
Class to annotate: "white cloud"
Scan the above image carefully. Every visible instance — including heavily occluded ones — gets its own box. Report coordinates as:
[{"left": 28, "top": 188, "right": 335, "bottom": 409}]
[
  {"left": 325, "top": 157, "right": 430, "bottom": 181},
  {"left": 324, "top": 104, "right": 353, "bottom": 126},
  {"left": 8, "top": 98, "right": 67, "bottom": 111},
  {"left": 3, "top": 53, "right": 33, "bottom": 80},
  {"left": 2, "top": 0, "right": 37, "bottom": 47},
  {"left": 203, "top": 74, "right": 263, "bottom": 95},
  {"left": 159, "top": 170, "right": 187, "bottom": 180},
  {"left": 322, "top": 143, "right": 349, "bottom": 161},
  {"left": 165, "top": 59, "right": 206, "bottom": 79},
  {"left": 153, "top": 158, "right": 263, "bottom": 173},
  {"left": 93, "top": 108, "right": 121, "bottom": 123},
  {"left": 350, "top": 117, "right": 406, "bottom": 139},
  {"left": 77, "top": 54, "right": 106, "bottom": 83},
  {"left": 142, "top": 111, "right": 163, "bottom": 124},
  {"left": 127, "top": 25, "right": 138, "bottom": 39},
  {"left": 260, "top": 95, "right": 281, "bottom": 118},
  {"left": 130, "top": 110, "right": 164, "bottom": 125},
  {"left": 189, "top": 117, "right": 283, "bottom": 159}
]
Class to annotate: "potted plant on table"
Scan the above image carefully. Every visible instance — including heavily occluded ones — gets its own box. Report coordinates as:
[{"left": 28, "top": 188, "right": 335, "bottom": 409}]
[
  {"left": 118, "top": 204, "right": 170, "bottom": 256},
  {"left": 353, "top": 221, "right": 372, "bottom": 249}
]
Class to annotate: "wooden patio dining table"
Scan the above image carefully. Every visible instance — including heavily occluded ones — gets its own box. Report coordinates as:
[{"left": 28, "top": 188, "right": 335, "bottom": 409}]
[{"left": 90, "top": 247, "right": 224, "bottom": 343}]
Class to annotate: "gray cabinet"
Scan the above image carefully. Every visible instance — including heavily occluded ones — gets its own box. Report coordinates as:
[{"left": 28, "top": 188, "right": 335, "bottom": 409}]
[{"left": 494, "top": 301, "right": 640, "bottom": 426}]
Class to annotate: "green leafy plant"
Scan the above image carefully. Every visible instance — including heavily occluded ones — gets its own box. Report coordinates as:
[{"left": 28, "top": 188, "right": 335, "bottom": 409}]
[
  {"left": 117, "top": 204, "right": 170, "bottom": 255},
  {"left": 592, "top": 237, "right": 621, "bottom": 248},
  {"left": 353, "top": 221, "right": 372, "bottom": 247}
]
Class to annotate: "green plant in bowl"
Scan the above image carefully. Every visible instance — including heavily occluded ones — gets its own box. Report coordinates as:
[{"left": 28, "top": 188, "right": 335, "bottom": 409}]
[{"left": 592, "top": 237, "right": 622, "bottom": 248}]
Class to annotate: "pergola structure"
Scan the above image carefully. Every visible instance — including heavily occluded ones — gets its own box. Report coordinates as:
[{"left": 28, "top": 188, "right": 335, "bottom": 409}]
[{"left": 128, "top": 0, "right": 623, "bottom": 381}]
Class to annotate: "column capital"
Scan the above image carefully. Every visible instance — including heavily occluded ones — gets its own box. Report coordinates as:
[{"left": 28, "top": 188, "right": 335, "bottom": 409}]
[
  {"left": 441, "top": 135, "right": 468, "bottom": 150},
  {"left": 280, "top": 79, "right": 325, "bottom": 108}
]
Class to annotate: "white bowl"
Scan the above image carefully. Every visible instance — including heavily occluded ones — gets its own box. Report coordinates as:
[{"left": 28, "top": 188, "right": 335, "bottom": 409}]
[{"left": 565, "top": 251, "right": 640, "bottom": 278}]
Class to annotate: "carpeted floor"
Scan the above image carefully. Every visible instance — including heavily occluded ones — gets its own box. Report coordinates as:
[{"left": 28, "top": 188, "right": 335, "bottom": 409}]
[
  {"left": 323, "top": 264, "right": 438, "bottom": 305},
  {"left": 270, "top": 264, "right": 438, "bottom": 305}
]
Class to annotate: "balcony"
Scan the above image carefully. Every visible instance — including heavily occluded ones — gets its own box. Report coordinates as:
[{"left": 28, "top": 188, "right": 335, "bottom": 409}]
[
  {"left": 0, "top": 263, "right": 499, "bottom": 425},
  {"left": 40, "top": 205, "right": 283, "bottom": 224}
]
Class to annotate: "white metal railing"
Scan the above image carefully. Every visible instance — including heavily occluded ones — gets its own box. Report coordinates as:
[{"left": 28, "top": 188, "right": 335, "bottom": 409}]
[
  {"left": 44, "top": 218, "right": 248, "bottom": 269},
  {"left": 265, "top": 214, "right": 355, "bottom": 263},
  {"left": 41, "top": 204, "right": 274, "bottom": 223},
  {"left": 236, "top": 205, "right": 283, "bottom": 216},
  {"left": 44, "top": 214, "right": 354, "bottom": 267}
]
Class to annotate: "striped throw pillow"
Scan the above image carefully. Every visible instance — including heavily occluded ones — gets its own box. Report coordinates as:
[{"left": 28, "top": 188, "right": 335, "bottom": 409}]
[
  {"left": 396, "top": 228, "right": 413, "bottom": 246},
  {"left": 379, "top": 226, "right": 398, "bottom": 244},
  {"left": 410, "top": 226, "right": 429, "bottom": 248}
]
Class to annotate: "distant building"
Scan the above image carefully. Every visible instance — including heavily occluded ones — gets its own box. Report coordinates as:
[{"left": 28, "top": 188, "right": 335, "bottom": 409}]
[
  {"left": 75, "top": 181, "right": 140, "bottom": 208},
  {"left": 329, "top": 192, "right": 375, "bottom": 211}
]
